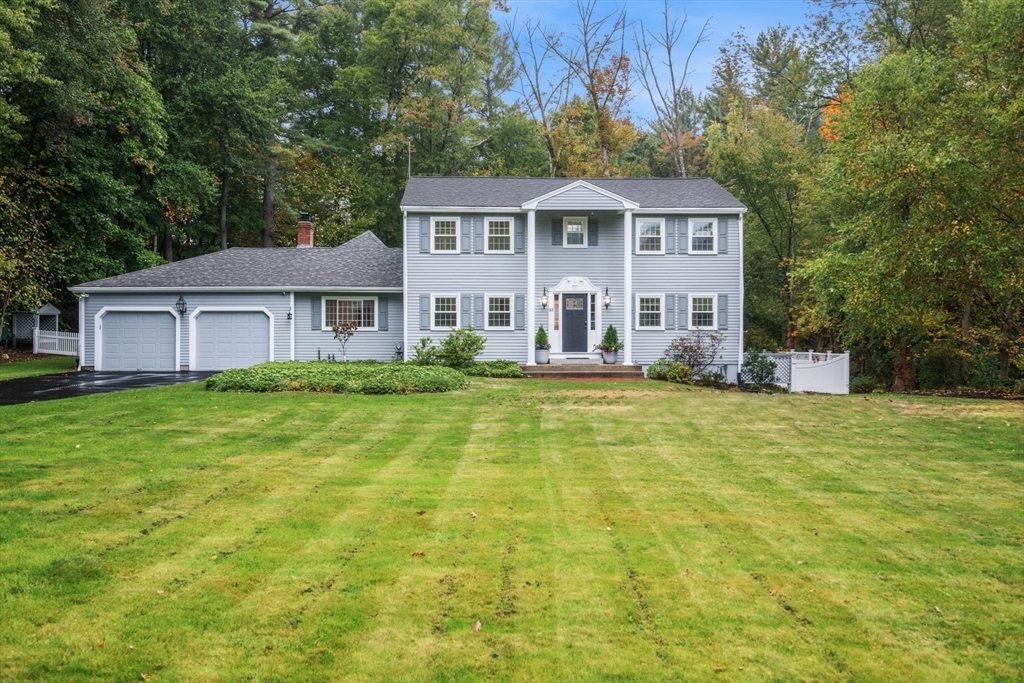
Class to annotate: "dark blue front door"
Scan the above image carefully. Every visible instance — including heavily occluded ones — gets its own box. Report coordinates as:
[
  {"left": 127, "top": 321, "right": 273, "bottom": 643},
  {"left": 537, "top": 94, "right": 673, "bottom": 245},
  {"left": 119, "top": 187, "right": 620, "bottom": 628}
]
[{"left": 562, "top": 294, "right": 588, "bottom": 352}]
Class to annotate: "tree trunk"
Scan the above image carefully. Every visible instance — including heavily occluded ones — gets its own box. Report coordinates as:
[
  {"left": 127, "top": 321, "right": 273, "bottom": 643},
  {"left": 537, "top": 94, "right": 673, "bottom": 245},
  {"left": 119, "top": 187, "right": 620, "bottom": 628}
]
[
  {"left": 219, "top": 171, "right": 229, "bottom": 251},
  {"left": 892, "top": 345, "right": 913, "bottom": 393},
  {"left": 960, "top": 298, "right": 971, "bottom": 384},
  {"left": 999, "top": 316, "right": 1011, "bottom": 382},
  {"left": 262, "top": 158, "right": 275, "bottom": 248},
  {"left": 162, "top": 226, "right": 173, "bottom": 262}
]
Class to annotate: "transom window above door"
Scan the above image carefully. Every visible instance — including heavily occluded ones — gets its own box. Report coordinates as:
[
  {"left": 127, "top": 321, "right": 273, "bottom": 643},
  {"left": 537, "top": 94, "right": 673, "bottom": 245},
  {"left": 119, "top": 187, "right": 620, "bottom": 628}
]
[
  {"left": 689, "top": 218, "right": 717, "bottom": 254},
  {"left": 563, "top": 217, "right": 587, "bottom": 248},
  {"left": 486, "top": 218, "right": 513, "bottom": 253},
  {"left": 431, "top": 217, "right": 459, "bottom": 254},
  {"left": 637, "top": 218, "right": 665, "bottom": 254}
]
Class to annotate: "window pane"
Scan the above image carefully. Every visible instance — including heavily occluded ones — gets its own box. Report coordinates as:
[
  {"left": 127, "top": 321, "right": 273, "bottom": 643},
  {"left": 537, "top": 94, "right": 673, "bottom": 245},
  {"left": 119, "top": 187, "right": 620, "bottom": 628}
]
[
  {"left": 325, "top": 299, "right": 338, "bottom": 327},
  {"left": 434, "top": 220, "right": 457, "bottom": 251},
  {"left": 692, "top": 297, "right": 714, "bottom": 327},
  {"left": 639, "top": 297, "right": 661, "bottom": 327},
  {"left": 324, "top": 299, "right": 375, "bottom": 328},
  {"left": 488, "top": 296, "right": 511, "bottom": 328},
  {"left": 434, "top": 296, "right": 458, "bottom": 328},
  {"left": 639, "top": 221, "right": 662, "bottom": 252},
  {"left": 565, "top": 220, "right": 584, "bottom": 245},
  {"left": 488, "top": 220, "right": 511, "bottom": 252},
  {"left": 553, "top": 294, "right": 560, "bottom": 330},
  {"left": 691, "top": 221, "right": 714, "bottom": 252}
]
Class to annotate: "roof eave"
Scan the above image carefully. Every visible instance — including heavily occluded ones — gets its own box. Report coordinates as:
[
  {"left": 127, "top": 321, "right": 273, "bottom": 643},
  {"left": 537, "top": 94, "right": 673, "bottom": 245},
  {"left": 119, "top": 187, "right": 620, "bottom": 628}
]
[{"left": 69, "top": 285, "right": 404, "bottom": 294}]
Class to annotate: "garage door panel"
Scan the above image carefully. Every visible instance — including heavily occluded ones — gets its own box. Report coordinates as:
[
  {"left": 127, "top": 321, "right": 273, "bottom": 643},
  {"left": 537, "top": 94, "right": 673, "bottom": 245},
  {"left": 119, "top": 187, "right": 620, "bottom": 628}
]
[
  {"left": 196, "top": 311, "right": 270, "bottom": 371},
  {"left": 102, "top": 312, "right": 176, "bottom": 371}
]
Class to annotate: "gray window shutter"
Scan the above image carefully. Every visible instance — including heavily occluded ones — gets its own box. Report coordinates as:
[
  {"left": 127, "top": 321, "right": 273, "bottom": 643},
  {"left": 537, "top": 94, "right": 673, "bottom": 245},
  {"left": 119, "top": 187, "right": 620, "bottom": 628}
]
[
  {"left": 718, "top": 219, "right": 728, "bottom": 254},
  {"left": 474, "top": 217, "right": 484, "bottom": 253},
  {"left": 631, "top": 219, "right": 636, "bottom": 254},
  {"left": 514, "top": 216, "right": 525, "bottom": 253},
  {"left": 461, "top": 217, "right": 471, "bottom": 253},
  {"left": 683, "top": 220, "right": 690, "bottom": 253},
  {"left": 718, "top": 294, "right": 729, "bottom": 330},
  {"left": 665, "top": 294, "right": 676, "bottom": 330},
  {"left": 514, "top": 295, "right": 525, "bottom": 330},
  {"left": 666, "top": 219, "right": 675, "bottom": 252},
  {"left": 419, "top": 295, "right": 430, "bottom": 330},
  {"left": 678, "top": 293, "right": 688, "bottom": 330},
  {"left": 311, "top": 296, "right": 321, "bottom": 330},
  {"left": 474, "top": 294, "right": 484, "bottom": 329},
  {"left": 631, "top": 294, "right": 637, "bottom": 330},
  {"left": 420, "top": 217, "right": 430, "bottom": 253},
  {"left": 588, "top": 218, "right": 599, "bottom": 246},
  {"left": 551, "top": 218, "right": 561, "bottom": 246},
  {"left": 461, "top": 294, "right": 472, "bottom": 328},
  {"left": 378, "top": 296, "right": 388, "bottom": 331}
]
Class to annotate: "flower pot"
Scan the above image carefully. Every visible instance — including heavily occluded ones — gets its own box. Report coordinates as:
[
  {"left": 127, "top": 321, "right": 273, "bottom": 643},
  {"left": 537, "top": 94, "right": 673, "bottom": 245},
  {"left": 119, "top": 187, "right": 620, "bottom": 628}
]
[
  {"left": 535, "top": 348, "right": 550, "bottom": 364},
  {"left": 602, "top": 350, "right": 618, "bottom": 364}
]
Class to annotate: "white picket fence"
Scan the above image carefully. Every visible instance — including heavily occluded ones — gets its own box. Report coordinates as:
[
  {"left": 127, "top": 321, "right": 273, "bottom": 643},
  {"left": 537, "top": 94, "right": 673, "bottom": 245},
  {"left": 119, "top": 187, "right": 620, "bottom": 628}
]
[
  {"left": 33, "top": 328, "right": 79, "bottom": 357},
  {"left": 744, "top": 351, "right": 850, "bottom": 394}
]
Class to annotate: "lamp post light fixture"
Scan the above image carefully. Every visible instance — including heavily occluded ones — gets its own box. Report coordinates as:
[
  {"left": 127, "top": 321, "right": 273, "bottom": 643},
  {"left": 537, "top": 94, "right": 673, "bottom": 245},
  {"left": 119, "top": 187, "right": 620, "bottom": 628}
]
[
  {"left": 175, "top": 295, "right": 188, "bottom": 315},
  {"left": 603, "top": 287, "right": 611, "bottom": 309},
  {"left": 540, "top": 287, "right": 549, "bottom": 309}
]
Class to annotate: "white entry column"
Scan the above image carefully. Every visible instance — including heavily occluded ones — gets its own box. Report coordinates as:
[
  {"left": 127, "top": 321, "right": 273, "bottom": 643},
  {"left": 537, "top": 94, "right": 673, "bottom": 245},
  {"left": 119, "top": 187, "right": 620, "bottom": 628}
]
[
  {"left": 623, "top": 208, "right": 633, "bottom": 365},
  {"left": 526, "top": 209, "right": 536, "bottom": 366}
]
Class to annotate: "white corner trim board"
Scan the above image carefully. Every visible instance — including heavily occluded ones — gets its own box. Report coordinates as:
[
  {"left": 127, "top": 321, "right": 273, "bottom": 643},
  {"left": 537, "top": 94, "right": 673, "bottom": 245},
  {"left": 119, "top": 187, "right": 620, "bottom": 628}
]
[
  {"left": 94, "top": 306, "right": 181, "bottom": 371},
  {"left": 187, "top": 306, "right": 274, "bottom": 370}
]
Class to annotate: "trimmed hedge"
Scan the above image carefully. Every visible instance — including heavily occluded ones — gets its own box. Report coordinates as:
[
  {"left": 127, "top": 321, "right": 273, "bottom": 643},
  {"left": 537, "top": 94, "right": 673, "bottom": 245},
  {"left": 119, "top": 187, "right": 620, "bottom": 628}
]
[
  {"left": 462, "top": 360, "right": 523, "bottom": 378},
  {"left": 205, "top": 361, "right": 467, "bottom": 395}
]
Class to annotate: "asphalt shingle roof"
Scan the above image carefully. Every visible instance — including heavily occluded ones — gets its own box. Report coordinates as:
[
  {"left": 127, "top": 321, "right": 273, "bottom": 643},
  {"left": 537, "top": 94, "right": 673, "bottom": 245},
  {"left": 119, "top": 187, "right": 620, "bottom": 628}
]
[
  {"left": 401, "top": 176, "right": 745, "bottom": 210},
  {"left": 72, "top": 231, "right": 402, "bottom": 290}
]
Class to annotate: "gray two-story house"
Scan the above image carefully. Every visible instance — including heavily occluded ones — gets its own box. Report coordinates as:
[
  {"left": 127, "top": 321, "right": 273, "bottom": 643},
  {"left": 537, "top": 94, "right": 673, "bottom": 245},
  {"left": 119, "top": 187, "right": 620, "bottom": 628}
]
[{"left": 70, "top": 177, "right": 746, "bottom": 379}]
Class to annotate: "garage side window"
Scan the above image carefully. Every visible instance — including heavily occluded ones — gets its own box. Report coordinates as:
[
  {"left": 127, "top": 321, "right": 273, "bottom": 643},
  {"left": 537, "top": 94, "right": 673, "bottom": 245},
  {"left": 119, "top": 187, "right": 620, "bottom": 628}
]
[{"left": 324, "top": 298, "right": 376, "bottom": 330}]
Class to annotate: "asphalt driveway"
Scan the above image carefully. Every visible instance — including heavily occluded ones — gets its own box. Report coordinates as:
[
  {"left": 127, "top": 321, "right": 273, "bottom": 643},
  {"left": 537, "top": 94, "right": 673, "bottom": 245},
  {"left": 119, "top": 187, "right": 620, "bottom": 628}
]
[{"left": 0, "top": 371, "right": 215, "bottom": 406}]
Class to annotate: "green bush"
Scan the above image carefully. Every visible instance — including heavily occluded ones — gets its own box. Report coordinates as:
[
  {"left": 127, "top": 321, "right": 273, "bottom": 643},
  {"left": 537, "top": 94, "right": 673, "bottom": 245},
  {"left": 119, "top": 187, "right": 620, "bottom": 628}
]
[
  {"left": 596, "top": 325, "right": 623, "bottom": 352},
  {"left": 535, "top": 325, "right": 550, "bottom": 349},
  {"left": 646, "top": 358, "right": 692, "bottom": 384},
  {"left": 743, "top": 352, "right": 778, "bottom": 390},
  {"left": 412, "top": 337, "right": 442, "bottom": 365},
  {"left": 413, "top": 328, "right": 487, "bottom": 369},
  {"left": 462, "top": 360, "right": 523, "bottom": 378},
  {"left": 205, "top": 361, "right": 467, "bottom": 395}
]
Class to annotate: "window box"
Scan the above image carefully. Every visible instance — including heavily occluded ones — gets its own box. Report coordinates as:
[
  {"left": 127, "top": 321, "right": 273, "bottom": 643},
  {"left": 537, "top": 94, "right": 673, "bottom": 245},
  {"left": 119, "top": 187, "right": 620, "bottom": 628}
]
[
  {"left": 323, "top": 297, "right": 377, "bottom": 331},
  {"left": 688, "top": 218, "right": 718, "bottom": 254},
  {"left": 636, "top": 218, "right": 665, "bottom": 254},
  {"left": 430, "top": 217, "right": 459, "bottom": 254}
]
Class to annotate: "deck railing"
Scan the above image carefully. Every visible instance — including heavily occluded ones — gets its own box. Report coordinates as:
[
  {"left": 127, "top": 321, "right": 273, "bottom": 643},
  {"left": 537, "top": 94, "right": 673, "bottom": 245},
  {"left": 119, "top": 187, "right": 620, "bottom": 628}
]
[{"left": 33, "top": 329, "right": 79, "bottom": 357}]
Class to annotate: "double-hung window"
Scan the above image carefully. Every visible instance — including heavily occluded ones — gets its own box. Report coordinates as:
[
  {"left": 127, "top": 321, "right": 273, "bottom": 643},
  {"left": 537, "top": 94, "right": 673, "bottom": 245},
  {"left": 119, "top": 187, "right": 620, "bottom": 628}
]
[
  {"left": 431, "top": 217, "right": 459, "bottom": 254},
  {"left": 636, "top": 295, "right": 665, "bottom": 330},
  {"left": 324, "top": 297, "right": 377, "bottom": 331},
  {"left": 636, "top": 218, "right": 665, "bottom": 254},
  {"left": 689, "top": 295, "right": 716, "bottom": 330},
  {"left": 485, "top": 218, "right": 513, "bottom": 254},
  {"left": 563, "top": 217, "right": 587, "bottom": 248},
  {"left": 485, "top": 295, "right": 512, "bottom": 330},
  {"left": 688, "top": 218, "right": 717, "bottom": 254},
  {"left": 431, "top": 294, "right": 459, "bottom": 330}
]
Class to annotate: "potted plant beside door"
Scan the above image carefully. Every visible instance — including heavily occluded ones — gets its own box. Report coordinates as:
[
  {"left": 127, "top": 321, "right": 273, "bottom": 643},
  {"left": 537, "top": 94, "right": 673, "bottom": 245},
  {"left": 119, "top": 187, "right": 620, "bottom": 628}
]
[
  {"left": 535, "top": 326, "right": 551, "bottom": 364},
  {"left": 596, "top": 325, "right": 623, "bottom": 364}
]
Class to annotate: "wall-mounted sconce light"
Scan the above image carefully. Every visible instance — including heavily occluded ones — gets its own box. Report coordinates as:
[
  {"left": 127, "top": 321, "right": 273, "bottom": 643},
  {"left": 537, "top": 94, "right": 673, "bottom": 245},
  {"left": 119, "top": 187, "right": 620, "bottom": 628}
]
[
  {"left": 287, "top": 309, "right": 293, "bottom": 320},
  {"left": 175, "top": 295, "right": 188, "bottom": 315},
  {"left": 603, "top": 287, "right": 611, "bottom": 309},
  {"left": 540, "top": 287, "right": 549, "bottom": 309}
]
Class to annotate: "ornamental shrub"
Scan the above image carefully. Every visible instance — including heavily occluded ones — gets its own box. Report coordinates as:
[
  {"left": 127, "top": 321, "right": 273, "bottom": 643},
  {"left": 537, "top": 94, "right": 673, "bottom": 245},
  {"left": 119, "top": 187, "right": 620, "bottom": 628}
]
[
  {"left": 205, "top": 361, "right": 467, "bottom": 394},
  {"left": 742, "top": 352, "right": 778, "bottom": 390},
  {"left": 596, "top": 325, "right": 623, "bottom": 352},
  {"left": 646, "top": 358, "right": 692, "bottom": 384},
  {"left": 535, "top": 325, "right": 550, "bottom": 349},
  {"left": 462, "top": 360, "right": 523, "bottom": 378},
  {"left": 438, "top": 327, "right": 486, "bottom": 369}
]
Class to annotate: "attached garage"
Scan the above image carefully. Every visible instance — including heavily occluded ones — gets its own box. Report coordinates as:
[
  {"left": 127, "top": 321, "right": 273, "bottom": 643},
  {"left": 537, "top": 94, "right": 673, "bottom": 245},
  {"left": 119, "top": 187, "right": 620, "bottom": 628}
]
[
  {"left": 101, "top": 311, "right": 177, "bottom": 371},
  {"left": 194, "top": 310, "right": 271, "bottom": 371}
]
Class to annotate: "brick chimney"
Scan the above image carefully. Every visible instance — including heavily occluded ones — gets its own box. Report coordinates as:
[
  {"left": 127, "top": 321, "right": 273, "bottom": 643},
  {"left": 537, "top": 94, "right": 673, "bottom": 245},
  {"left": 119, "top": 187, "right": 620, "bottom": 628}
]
[{"left": 297, "top": 212, "right": 314, "bottom": 248}]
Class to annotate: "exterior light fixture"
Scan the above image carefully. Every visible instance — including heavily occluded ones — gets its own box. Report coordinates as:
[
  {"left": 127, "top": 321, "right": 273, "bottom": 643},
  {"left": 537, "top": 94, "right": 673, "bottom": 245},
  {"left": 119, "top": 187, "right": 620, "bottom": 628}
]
[
  {"left": 603, "top": 287, "right": 611, "bottom": 309},
  {"left": 175, "top": 295, "right": 188, "bottom": 315},
  {"left": 287, "top": 309, "right": 293, "bottom": 320},
  {"left": 540, "top": 287, "right": 549, "bottom": 309}
]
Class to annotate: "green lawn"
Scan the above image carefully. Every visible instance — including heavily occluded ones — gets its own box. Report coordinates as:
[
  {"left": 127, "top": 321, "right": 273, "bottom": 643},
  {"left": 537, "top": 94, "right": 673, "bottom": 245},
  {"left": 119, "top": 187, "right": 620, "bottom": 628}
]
[
  {"left": 0, "top": 380, "right": 1021, "bottom": 682},
  {"left": 0, "top": 355, "right": 77, "bottom": 381}
]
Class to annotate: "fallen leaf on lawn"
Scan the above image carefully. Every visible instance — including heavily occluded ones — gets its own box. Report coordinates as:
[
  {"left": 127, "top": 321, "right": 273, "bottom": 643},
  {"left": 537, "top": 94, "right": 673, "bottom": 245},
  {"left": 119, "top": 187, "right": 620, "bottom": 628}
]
[
  {"left": 156, "top": 590, "right": 163, "bottom": 595},
  {"left": 411, "top": 551, "right": 425, "bottom": 557},
  {"left": 769, "top": 590, "right": 776, "bottom": 596},
  {"left": 473, "top": 621, "right": 482, "bottom": 633},
  {"left": 155, "top": 665, "right": 164, "bottom": 671},
  {"left": 265, "top": 645, "right": 274, "bottom": 651},
  {"left": 714, "top": 667, "right": 725, "bottom": 672},
  {"left": 470, "top": 511, "right": 477, "bottom": 518},
  {"left": 606, "top": 527, "right": 611, "bottom": 531},
  {"left": 96, "top": 643, "right": 104, "bottom": 648},
  {"left": 140, "top": 675, "right": 151, "bottom": 682},
  {"left": 75, "top": 445, "right": 81, "bottom": 449},
  {"left": 211, "top": 556, "right": 217, "bottom": 560},
  {"left": 417, "top": 510, "right": 426, "bottom": 515},
  {"left": 935, "top": 606, "right": 942, "bottom": 614},
  {"left": 797, "top": 561, "right": 805, "bottom": 565}
]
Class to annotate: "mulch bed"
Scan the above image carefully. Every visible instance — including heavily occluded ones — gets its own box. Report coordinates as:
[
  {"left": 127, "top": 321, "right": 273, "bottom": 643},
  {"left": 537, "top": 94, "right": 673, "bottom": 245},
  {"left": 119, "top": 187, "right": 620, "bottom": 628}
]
[{"left": 0, "top": 348, "right": 49, "bottom": 364}]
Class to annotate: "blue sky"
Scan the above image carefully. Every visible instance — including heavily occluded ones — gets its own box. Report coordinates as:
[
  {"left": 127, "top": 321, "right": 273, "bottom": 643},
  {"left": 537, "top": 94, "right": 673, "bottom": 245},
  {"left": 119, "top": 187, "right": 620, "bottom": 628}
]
[{"left": 501, "top": 0, "right": 816, "bottom": 124}]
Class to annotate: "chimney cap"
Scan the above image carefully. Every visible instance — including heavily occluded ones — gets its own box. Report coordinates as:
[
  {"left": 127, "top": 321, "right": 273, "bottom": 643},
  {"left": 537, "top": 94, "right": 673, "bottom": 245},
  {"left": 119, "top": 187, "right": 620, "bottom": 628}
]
[{"left": 299, "top": 211, "right": 311, "bottom": 222}]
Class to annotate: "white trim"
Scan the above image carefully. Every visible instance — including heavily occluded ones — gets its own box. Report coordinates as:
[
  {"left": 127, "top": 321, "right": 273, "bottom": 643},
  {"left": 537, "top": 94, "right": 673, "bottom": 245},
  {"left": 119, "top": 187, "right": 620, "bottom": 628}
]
[
  {"left": 520, "top": 180, "right": 640, "bottom": 210},
  {"left": 633, "top": 208, "right": 747, "bottom": 214},
  {"left": 623, "top": 209, "right": 633, "bottom": 364},
  {"left": 687, "top": 217, "right": 718, "bottom": 255},
  {"left": 71, "top": 286, "right": 403, "bottom": 294},
  {"left": 320, "top": 295, "right": 379, "bottom": 332},
  {"left": 687, "top": 294, "right": 717, "bottom": 331},
  {"left": 635, "top": 217, "right": 666, "bottom": 255},
  {"left": 430, "top": 293, "right": 460, "bottom": 331},
  {"left": 635, "top": 294, "right": 666, "bottom": 331},
  {"left": 403, "top": 210, "right": 409, "bottom": 360},
  {"left": 545, "top": 276, "right": 602, "bottom": 355},
  {"left": 562, "top": 216, "right": 588, "bottom": 249},
  {"left": 289, "top": 291, "right": 296, "bottom": 361},
  {"left": 738, "top": 213, "right": 745, "bottom": 370},
  {"left": 188, "top": 306, "right": 274, "bottom": 370},
  {"left": 77, "top": 294, "right": 86, "bottom": 370},
  {"left": 94, "top": 306, "right": 181, "bottom": 372},
  {"left": 526, "top": 210, "right": 536, "bottom": 365},
  {"left": 483, "top": 293, "right": 514, "bottom": 331},
  {"left": 483, "top": 216, "right": 515, "bottom": 254},
  {"left": 401, "top": 205, "right": 521, "bottom": 213},
  {"left": 429, "top": 216, "right": 460, "bottom": 254}
]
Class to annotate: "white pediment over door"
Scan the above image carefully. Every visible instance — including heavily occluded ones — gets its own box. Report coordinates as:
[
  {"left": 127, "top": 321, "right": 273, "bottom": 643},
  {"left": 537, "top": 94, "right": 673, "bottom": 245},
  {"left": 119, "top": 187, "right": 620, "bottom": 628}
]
[{"left": 522, "top": 180, "right": 639, "bottom": 211}]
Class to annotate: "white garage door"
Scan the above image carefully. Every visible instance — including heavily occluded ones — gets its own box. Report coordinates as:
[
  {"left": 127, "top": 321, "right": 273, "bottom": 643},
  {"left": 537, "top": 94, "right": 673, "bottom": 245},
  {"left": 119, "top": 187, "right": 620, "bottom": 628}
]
[
  {"left": 195, "top": 311, "right": 270, "bottom": 371},
  {"left": 102, "top": 312, "right": 176, "bottom": 371}
]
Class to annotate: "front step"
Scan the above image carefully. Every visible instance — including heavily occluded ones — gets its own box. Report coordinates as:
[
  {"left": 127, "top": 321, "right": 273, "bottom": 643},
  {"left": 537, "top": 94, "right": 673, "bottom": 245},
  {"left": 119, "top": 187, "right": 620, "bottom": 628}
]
[{"left": 521, "top": 364, "right": 646, "bottom": 380}]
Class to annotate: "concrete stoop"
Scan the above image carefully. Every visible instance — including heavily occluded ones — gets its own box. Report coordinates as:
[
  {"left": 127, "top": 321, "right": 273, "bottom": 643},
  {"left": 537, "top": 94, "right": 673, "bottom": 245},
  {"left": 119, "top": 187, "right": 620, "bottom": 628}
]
[{"left": 521, "top": 363, "right": 646, "bottom": 380}]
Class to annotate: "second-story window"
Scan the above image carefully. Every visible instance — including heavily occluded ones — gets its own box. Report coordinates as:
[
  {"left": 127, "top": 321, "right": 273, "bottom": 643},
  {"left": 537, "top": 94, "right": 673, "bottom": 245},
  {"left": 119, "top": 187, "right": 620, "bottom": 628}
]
[
  {"left": 637, "top": 218, "right": 664, "bottom": 254},
  {"left": 486, "top": 218, "right": 513, "bottom": 253},
  {"left": 564, "top": 217, "right": 587, "bottom": 248},
  {"left": 431, "top": 217, "right": 459, "bottom": 254},
  {"left": 689, "top": 218, "right": 717, "bottom": 254}
]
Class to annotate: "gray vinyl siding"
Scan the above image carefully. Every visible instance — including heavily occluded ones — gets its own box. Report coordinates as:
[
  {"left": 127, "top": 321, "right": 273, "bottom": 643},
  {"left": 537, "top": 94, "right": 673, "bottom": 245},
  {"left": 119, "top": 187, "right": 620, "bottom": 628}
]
[
  {"left": 535, "top": 185, "right": 625, "bottom": 211},
  {"left": 535, "top": 210, "right": 625, "bottom": 359},
  {"left": 294, "top": 292, "right": 403, "bottom": 361},
  {"left": 630, "top": 214, "right": 742, "bottom": 379},
  {"left": 81, "top": 292, "right": 290, "bottom": 369},
  {"left": 406, "top": 213, "right": 528, "bottom": 361}
]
